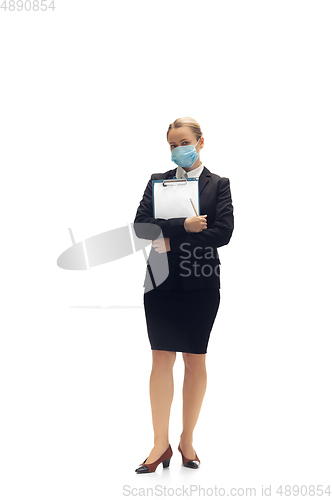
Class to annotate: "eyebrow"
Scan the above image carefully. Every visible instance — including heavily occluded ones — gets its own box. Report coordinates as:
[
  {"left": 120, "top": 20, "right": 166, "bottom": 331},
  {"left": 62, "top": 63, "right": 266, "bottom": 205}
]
[{"left": 169, "top": 138, "right": 190, "bottom": 144}]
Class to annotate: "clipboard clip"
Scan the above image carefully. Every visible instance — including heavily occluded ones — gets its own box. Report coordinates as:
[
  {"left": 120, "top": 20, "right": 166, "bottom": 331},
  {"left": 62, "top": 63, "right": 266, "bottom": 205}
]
[{"left": 162, "top": 178, "right": 187, "bottom": 187}]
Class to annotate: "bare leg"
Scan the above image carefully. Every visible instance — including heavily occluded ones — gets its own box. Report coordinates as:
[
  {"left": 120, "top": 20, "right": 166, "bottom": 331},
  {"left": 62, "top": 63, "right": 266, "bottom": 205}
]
[
  {"left": 145, "top": 350, "right": 176, "bottom": 463},
  {"left": 179, "top": 352, "right": 207, "bottom": 459}
]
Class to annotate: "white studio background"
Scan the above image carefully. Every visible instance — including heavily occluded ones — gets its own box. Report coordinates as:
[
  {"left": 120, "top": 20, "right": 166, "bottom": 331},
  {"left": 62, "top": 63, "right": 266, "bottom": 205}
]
[{"left": 0, "top": 1, "right": 332, "bottom": 499}]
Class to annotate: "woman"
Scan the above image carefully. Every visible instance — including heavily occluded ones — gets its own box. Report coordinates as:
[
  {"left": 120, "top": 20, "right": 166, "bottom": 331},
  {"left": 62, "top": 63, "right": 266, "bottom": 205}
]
[{"left": 133, "top": 117, "right": 234, "bottom": 473}]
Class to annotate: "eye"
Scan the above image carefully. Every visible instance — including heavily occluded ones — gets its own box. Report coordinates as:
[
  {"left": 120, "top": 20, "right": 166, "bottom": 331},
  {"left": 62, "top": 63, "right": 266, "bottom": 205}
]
[{"left": 182, "top": 141, "right": 189, "bottom": 145}]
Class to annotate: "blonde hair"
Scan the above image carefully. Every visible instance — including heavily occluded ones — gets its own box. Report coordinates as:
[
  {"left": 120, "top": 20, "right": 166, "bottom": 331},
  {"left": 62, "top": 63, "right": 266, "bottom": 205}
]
[{"left": 167, "top": 117, "right": 203, "bottom": 142}]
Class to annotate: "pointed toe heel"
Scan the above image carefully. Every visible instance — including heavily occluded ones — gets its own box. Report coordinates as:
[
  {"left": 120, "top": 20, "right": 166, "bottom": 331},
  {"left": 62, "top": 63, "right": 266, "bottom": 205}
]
[
  {"left": 178, "top": 444, "right": 201, "bottom": 469},
  {"left": 135, "top": 444, "right": 173, "bottom": 473},
  {"left": 135, "top": 464, "right": 149, "bottom": 473}
]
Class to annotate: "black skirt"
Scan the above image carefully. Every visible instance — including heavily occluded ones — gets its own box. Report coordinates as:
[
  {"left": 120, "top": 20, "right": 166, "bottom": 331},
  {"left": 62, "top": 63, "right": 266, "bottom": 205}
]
[{"left": 143, "top": 270, "right": 220, "bottom": 354}]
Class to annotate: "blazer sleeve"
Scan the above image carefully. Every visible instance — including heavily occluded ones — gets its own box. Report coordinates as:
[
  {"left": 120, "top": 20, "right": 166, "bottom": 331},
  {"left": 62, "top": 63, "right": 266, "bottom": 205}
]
[
  {"left": 133, "top": 174, "right": 188, "bottom": 240},
  {"left": 169, "top": 177, "right": 234, "bottom": 252}
]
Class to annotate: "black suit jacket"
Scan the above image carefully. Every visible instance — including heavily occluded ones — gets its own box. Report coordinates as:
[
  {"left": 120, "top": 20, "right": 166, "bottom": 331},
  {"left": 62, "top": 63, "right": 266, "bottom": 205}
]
[{"left": 133, "top": 165, "right": 234, "bottom": 291}]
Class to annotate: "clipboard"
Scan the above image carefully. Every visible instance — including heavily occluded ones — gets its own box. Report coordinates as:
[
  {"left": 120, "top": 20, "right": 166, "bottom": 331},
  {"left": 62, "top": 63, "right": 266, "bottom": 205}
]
[{"left": 152, "top": 177, "right": 200, "bottom": 219}]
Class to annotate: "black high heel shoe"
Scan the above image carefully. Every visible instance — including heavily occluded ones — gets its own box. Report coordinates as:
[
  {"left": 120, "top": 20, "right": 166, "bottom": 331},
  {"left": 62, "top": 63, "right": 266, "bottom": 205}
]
[
  {"left": 135, "top": 444, "right": 173, "bottom": 473},
  {"left": 178, "top": 444, "right": 200, "bottom": 469}
]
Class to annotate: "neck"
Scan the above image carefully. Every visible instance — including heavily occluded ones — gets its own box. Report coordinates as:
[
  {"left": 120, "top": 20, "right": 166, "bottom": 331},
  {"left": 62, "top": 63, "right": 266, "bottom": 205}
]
[{"left": 183, "top": 159, "right": 202, "bottom": 172}]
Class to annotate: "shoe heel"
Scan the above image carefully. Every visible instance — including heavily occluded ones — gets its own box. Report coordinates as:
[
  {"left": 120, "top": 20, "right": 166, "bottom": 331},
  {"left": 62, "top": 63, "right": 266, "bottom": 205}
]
[{"left": 162, "top": 457, "right": 171, "bottom": 468}]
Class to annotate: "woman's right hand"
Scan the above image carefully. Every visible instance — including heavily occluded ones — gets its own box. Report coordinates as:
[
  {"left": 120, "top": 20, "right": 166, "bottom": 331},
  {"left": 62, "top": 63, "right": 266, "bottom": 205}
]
[{"left": 184, "top": 215, "right": 207, "bottom": 233}]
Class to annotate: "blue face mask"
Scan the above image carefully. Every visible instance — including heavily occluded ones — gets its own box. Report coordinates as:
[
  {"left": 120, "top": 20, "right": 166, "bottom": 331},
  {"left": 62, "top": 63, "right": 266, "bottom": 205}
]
[{"left": 171, "top": 138, "right": 201, "bottom": 169}]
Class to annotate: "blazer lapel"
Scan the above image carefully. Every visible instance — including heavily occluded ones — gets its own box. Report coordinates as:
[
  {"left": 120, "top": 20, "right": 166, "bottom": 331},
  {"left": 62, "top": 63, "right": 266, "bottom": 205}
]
[{"left": 198, "top": 166, "right": 210, "bottom": 195}]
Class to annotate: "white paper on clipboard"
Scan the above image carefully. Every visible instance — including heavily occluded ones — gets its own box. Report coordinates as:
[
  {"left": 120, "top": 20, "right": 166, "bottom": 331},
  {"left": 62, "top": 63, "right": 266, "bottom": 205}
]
[{"left": 152, "top": 177, "right": 200, "bottom": 219}]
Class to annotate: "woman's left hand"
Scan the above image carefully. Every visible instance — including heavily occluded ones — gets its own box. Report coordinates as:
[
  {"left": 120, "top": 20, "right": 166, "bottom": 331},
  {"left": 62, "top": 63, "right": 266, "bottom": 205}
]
[{"left": 152, "top": 237, "right": 170, "bottom": 253}]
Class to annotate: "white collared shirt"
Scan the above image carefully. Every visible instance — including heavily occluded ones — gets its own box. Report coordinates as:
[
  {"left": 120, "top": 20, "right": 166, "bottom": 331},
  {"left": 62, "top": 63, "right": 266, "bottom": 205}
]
[{"left": 175, "top": 163, "right": 204, "bottom": 179}]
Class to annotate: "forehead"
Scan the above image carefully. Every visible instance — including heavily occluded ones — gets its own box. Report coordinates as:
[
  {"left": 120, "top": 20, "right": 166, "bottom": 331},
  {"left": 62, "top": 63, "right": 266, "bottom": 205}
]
[{"left": 168, "top": 126, "right": 196, "bottom": 143}]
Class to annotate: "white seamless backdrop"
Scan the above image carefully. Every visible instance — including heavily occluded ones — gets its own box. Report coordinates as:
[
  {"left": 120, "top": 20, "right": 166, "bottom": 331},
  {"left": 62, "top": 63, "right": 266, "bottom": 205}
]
[{"left": 0, "top": 1, "right": 332, "bottom": 499}]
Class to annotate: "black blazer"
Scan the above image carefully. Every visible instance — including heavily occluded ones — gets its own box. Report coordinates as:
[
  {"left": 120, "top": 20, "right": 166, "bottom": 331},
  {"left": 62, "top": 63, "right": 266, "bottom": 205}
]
[{"left": 133, "top": 165, "right": 234, "bottom": 291}]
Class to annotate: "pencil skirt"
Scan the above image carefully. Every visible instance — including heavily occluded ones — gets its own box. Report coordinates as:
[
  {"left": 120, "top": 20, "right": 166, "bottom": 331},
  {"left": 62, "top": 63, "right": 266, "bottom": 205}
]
[{"left": 143, "top": 287, "right": 220, "bottom": 354}]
